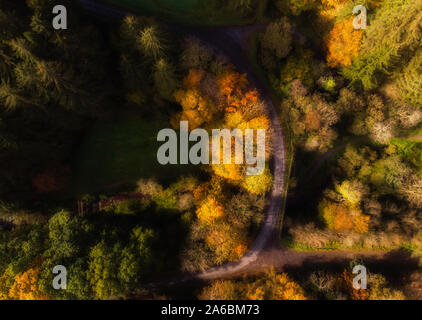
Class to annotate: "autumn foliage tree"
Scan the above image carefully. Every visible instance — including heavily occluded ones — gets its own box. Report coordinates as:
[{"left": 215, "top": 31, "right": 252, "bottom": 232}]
[
  {"left": 339, "top": 268, "right": 370, "bottom": 300},
  {"left": 318, "top": 198, "right": 370, "bottom": 234},
  {"left": 326, "top": 17, "right": 363, "bottom": 68},
  {"left": 172, "top": 49, "right": 274, "bottom": 267},
  {"left": 199, "top": 269, "right": 307, "bottom": 300},
  {"left": 196, "top": 196, "right": 225, "bottom": 224},
  {"left": 243, "top": 168, "right": 273, "bottom": 195},
  {"left": 205, "top": 223, "right": 248, "bottom": 264},
  {"left": 173, "top": 70, "right": 217, "bottom": 129},
  {"left": 339, "top": 268, "right": 405, "bottom": 300},
  {"left": 245, "top": 269, "right": 307, "bottom": 300},
  {"left": 217, "top": 70, "right": 249, "bottom": 113}
]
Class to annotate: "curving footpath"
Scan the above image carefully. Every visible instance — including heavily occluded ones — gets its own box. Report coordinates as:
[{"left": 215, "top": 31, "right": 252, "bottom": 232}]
[{"left": 185, "top": 26, "right": 286, "bottom": 281}]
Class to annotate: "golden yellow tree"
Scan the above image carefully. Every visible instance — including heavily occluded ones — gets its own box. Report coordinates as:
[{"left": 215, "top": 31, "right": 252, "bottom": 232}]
[
  {"left": 9, "top": 267, "right": 49, "bottom": 300},
  {"left": 320, "top": 0, "right": 347, "bottom": 6},
  {"left": 239, "top": 116, "right": 270, "bottom": 131},
  {"left": 230, "top": 243, "right": 248, "bottom": 261},
  {"left": 326, "top": 17, "right": 363, "bottom": 68},
  {"left": 212, "top": 163, "right": 244, "bottom": 182},
  {"left": 242, "top": 168, "right": 273, "bottom": 195},
  {"left": 198, "top": 270, "right": 306, "bottom": 300},
  {"left": 173, "top": 85, "right": 217, "bottom": 129},
  {"left": 319, "top": 198, "right": 349, "bottom": 230},
  {"left": 335, "top": 179, "right": 368, "bottom": 207},
  {"left": 319, "top": 199, "right": 370, "bottom": 233},
  {"left": 196, "top": 196, "right": 225, "bottom": 224},
  {"left": 333, "top": 210, "right": 353, "bottom": 231},
  {"left": 217, "top": 71, "right": 249, "bottom": 113},
  {"left": 352, "top": 213, "right": 370, "bottom": 234},
  {"left": 245, "top": 269, "right": 307, "bottom": 300}
]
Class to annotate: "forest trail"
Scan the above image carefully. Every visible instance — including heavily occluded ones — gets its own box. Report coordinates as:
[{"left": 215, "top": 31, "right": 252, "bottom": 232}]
[
  {"left": 179, "top": 25, "right": 287, "bottom": 280},
  {"left": 406, "top": 135, "right": 422, "bottom": 142}
]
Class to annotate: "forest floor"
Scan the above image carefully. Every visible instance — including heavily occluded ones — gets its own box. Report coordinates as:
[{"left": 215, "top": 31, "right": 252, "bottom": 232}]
[
  {"left": 66, "top": 112, "right": 198, "bottom": 198},
  {"left": 104, "top": 0, "right": 254, "bottom": 26}
]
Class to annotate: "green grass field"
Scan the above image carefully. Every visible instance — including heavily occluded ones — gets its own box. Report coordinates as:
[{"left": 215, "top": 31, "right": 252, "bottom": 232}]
[
  {"left": 66, "top": 114, "right": 198, "bottom": 197},
  {"left": 104, "top": 0, "right": 254, "bottom": 26},
  {"left": 109, "top": 0, "right": 198, "bottom": 13}
]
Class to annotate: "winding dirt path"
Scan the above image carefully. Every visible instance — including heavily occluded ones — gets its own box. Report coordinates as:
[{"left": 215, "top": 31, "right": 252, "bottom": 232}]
[{"left": 184, "top": 26, "right": 287, "bottom": 280}]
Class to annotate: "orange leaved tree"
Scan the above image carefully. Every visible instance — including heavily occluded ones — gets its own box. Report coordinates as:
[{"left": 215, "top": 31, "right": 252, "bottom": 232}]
[{"left": 326, "top": 17, "right": 363, "bottom": 68}]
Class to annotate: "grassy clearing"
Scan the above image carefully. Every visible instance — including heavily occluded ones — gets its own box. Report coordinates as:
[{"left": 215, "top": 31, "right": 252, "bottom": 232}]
[
  {"left": 281, "top": 236, "right": 342, "bottom": 251},
  {"left": 104, "top": 0, "right": 254, "bottom": 26},
  {"left": 282, "top": 234, "right": 422, "bottom": 258},
  {"left": 66, "top": 113, "right": 198, "bottom": 197},
  {"left": 107, "top": 0, "right": 198, "bottom": 14},
  {"left": 405, "top": 127, "right": 422, "bottom": 143}
]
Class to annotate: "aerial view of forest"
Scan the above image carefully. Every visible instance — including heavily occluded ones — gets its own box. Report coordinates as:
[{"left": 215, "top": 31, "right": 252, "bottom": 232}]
[{"left": 0, "top": 0, "right": 421, "bottom": 303}]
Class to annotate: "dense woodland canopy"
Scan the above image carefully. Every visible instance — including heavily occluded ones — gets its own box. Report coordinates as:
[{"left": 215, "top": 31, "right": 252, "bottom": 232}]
[
  {"left": 0, "top": 0, "right": 111, "bottom": 205},
  {"left": 0, "top": 0, "right": 421, "bottom": 300},
  {"left": 0, "top": 0, "right": 271, "bottom": 299},
  {"left": 251, "top": 0, "right": 422, "bottom": 258}
]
